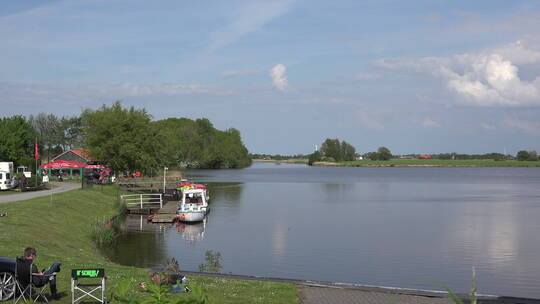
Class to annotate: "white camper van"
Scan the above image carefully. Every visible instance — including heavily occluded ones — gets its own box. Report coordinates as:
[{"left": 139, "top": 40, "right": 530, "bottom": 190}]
[
  {"left": 0, "top": 162, "right": 14, "bottom": 190},
  {"left": 0, "top": 171, "right": 12, "bottom": 190},
  {"left": 0, "top": 162, "right": 14, "bottom": 175}
]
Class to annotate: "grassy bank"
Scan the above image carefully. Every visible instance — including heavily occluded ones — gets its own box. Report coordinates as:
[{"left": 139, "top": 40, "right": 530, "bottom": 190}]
[
  {"left": 314, "top": 159, "right": 540, "bottom": 167},
  {"left": 0, "top": 186, "right": 298, "bottom": 304}
]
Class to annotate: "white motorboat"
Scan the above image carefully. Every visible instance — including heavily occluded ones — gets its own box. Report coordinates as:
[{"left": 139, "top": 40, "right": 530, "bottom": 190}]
[{"left": 176, "top": 184, "right": 210, "bottom": 223}]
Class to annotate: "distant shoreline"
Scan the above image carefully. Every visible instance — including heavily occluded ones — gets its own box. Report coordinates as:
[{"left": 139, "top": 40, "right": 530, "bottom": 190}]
[
  {"left": 312, "top": 160, "right": 540, "bottom": 167},
  {"left": 253, "top": 159, "right": 308, "bottom": 164},
  {"left": 253, "top": 159, "right": 540, "bottom": 167}
]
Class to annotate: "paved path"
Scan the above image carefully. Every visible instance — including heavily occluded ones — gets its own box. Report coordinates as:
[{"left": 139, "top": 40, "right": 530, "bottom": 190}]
[
  {"left": 0, "top": 182, "right": 81, "bottom": 204},
  {"left": 299, "top": 286, "right": 454, "bottom": 304}
]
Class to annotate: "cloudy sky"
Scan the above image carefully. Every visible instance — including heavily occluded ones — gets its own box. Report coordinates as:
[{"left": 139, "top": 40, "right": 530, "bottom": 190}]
[{"left": 2, "top": 0, "right": 540, "bottom": 155}]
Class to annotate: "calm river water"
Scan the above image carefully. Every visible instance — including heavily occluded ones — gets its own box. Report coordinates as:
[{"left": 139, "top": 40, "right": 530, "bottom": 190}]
[{"left": 102, "top": 162, "right": 540, "bottom": 298}]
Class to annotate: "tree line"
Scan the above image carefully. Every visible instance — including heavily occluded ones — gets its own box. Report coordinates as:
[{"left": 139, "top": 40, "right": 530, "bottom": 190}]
[
  {"left": 0, "top": 101, "right": 251, "bottom": 172},
  {"left": 308, "top": 138, "right": 358, "bottom": 165}
]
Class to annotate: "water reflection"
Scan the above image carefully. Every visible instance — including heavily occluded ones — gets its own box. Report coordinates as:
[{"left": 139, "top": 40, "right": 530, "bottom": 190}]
[
  {"left": 122, "top": 214, "right": 174, "bottom": 232},
  {"left": 272, "top": 221, "right": 287, "bottom": 257},
  {"left": 101, "top": 216, "right": 171, "bottom": 268},
  {"left": 176, "top": 219, "right": 206, "bottom": 244},
  {"left": 208, "top": 182, "right": 243, "bottom": 203}
]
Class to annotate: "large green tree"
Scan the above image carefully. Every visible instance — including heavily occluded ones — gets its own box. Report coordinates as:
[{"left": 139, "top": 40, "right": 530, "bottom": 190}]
[
  {"left": 154, "top": 118, "right": 251, "bottom": 169},
  {"left": 377, "top": 146, "right": 392, "bottom": 160},
  {"left": 0, "top": 116, "right": 36, "bottom": 166},
  {"left": 320, "top": 138, "right": 356, "bottom": 162},
  {"left": 516, "top": 150, "right": 529, "bottom": 161},
  {"left": 81, "top": 101, "right": 159, "bottom": 173}
]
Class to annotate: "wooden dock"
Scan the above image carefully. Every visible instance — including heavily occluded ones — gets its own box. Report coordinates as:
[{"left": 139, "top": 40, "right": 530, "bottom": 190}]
[{"left": 151, "top": 201, "right": 178, "bottom": 223}]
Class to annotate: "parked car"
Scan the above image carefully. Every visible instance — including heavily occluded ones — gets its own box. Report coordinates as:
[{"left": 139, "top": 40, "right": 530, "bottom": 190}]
[
  {"left": 10, "top": 176, "right": 19, "bottom": 189},
  {"left": 0, "top": 257, "right": 16, "bottom": 301}
]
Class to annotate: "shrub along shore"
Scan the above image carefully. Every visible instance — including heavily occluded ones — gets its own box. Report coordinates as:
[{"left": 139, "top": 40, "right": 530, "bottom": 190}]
[
  {"left": 0, "top": 186, "right": 298, "bottom": 304},
  {"left": 313, "top": 159, "right": 540, "bottom": 167}
]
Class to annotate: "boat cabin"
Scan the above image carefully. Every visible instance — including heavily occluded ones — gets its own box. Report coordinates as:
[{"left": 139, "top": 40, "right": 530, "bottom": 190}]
[{"left": 181, "top": 189, "right": 208, "bottom": 206}]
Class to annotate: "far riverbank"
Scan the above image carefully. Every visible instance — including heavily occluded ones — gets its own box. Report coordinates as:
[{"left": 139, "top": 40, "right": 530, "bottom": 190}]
[
  {"left": 252, "top": 159, "right": 308, "bottom": 164},
  {"left": 312, "top": 159, "right": 540, "bottom": 167}
]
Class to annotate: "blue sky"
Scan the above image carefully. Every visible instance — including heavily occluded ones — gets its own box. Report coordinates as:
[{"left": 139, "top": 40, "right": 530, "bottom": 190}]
[{"left": 1, "top": 0, "right": 540, "bottom": 155}]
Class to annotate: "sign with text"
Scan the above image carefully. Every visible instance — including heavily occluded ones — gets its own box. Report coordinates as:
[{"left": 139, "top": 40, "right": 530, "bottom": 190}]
[{"left": 71, "top": 268, "right": 105, "bottom": 278}]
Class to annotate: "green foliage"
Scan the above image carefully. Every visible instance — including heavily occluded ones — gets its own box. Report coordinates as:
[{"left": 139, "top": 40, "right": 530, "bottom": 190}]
[
  {"left": 27, "top": 113, "right": 82, "bottom": 162},
  {"left": 363, "top": 147, "right": 392, "bottom": 161},
  {"left": 307, "top": 151, "right": 322, "bottom": 165},
  {"left": 441, "top": 267, "right": 477, "bottom": 304},
  {"left": 89, "top": 218, "right": 116, "bottom": 244},
  {"left": 516, "top": 150, "right": 529, "bottom": 161},
  {"left": 155, "top": 118, "right": 251, "bottom": 169},
  {"left": 198, "top": 250, "right": 223, "bottom": 273},
  {"left": 515, "top": 150, "right": 538, "bottom": 161},
  {"left": 250, "top": 153, "right": 306, "bottom": 160},
  {"left": 81, "top": 101, "right": 159, "bottom": 173},
  {"left": 377, "top": 146, "right": 392, "bottom": 161},
  {"left": 319, "top": 138, "right": 356, "bottom": 162},
  {"left": 111, "top": 280, "right": 209, "bottom": 304},
  {"left": 366, "top": 152, "right": 379, "bottom": 161},
  {"left": 0, "top": 115, "right": 36, "bottom": 166},
  {"left": 435, "top": 152, "right": 507, "bottom": 160},
  {"left": 526, "top": 150, "right": 538, "bottom": 161}
]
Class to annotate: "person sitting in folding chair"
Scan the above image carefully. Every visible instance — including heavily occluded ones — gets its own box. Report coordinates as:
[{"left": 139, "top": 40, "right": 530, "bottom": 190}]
[{"left": 22, "top": 247, "right": 61, "bottom": 300}]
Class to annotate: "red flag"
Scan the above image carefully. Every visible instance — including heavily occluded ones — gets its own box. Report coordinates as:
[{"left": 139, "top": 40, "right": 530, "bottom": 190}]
[{"left": 34, "top": 138, "right": 39, "bottom": 160}]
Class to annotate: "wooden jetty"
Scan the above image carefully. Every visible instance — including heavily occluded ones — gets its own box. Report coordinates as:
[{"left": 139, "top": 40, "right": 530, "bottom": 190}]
[
  {"left": 119, "top": 176, "right": 190, "bottom": 223},
  {"left": 121, "top": 192, "right": 179, "bottom": 223},
  {"left": 151, "top": 201, "right": 178, "bottom": 223}
]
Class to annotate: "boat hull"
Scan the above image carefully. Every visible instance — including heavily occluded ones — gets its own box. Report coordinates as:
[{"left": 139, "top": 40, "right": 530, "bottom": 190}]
[{"left": 177, "top": 211, "right": 206, "bottom": 222}]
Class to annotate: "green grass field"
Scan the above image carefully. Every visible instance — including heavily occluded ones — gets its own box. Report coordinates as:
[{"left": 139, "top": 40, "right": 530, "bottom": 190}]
[
  {"left": 0, "top": 186, "right": 298, "bottom": 304},
  {"left": 320, "top": 159, "right": 540, "bottom": 167}
]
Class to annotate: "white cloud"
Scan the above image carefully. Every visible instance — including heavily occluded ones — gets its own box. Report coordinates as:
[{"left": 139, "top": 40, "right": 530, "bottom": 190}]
[
  {"left": 374, "top": 41, "right": 540, "bottom": 107},
  {"left": 421, "top": 118, "right": 441, "bottom": 128},
  {"left": 207, "top": 0, "right": 294, "bottom": 52},
  {"left": 502, "top": 119, "right": 540, "bottom": 136},
  {"left": 270, "top": 64, "right": 288, "bottom": 91}
]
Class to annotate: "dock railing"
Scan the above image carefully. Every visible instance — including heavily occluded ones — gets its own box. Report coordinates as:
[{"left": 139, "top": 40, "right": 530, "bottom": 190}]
[{"left": 121, "top": 193, "right": 163, "bottom": 209}]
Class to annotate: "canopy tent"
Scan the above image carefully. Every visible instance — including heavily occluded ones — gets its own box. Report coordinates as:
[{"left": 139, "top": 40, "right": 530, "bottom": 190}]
[
  {"left": 40, "top": 160, "right": 86, "bottom": 169},
  {"left": 39, "top": 161, "right": 108, "bottom": 180},
  {"left": 85, "top": 164, "right": 106, "bottom": 169}
]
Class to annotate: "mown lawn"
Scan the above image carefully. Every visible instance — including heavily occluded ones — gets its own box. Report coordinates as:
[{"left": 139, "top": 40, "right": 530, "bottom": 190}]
[{"left": 0, "top": 186, "right": 298, "bottom": 304}]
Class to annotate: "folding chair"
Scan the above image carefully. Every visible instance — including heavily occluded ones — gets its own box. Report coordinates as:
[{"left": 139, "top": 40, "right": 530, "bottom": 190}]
[
  {"left": 14, "top": 257, "right": 56, "bottom": 303},
  {"left": 71, "top": 269, "right": 106, "bottom": 304}
]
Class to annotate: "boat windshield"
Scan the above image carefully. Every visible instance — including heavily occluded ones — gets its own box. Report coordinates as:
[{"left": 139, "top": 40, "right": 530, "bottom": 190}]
[{"left": 184, "top": 192, "right": 204, "bottom": 204}]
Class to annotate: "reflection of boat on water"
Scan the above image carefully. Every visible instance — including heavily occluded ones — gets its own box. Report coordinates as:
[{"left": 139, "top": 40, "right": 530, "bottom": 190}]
[
  {"left": 177, "top": 218, "right": 206, "bottom": 242},
  {"left": 176, "top": 183, "right": 210, "bottom": 223}
]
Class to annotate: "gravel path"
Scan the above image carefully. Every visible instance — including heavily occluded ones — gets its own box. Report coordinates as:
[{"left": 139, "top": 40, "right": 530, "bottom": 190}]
[
  {"left": 0, "top": 182, "right": 81, "bottom": 204},
  {"left": 299, "top": 286, "right": 455, "bottom": 304}
]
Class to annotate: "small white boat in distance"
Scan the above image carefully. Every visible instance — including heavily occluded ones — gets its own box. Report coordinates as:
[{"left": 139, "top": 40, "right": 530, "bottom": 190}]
[{"left": 176, "top": 185, "right": 210, "bottom": 223}]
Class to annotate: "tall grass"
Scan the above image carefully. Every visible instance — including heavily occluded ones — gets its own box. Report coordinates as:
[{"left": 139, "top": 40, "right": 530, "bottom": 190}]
[
  {"left": 88, "top": 217, "right": 116, "bottom": 244},
  {"left": 444, "top": 267, "right": 477, "bottom": 304}
]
